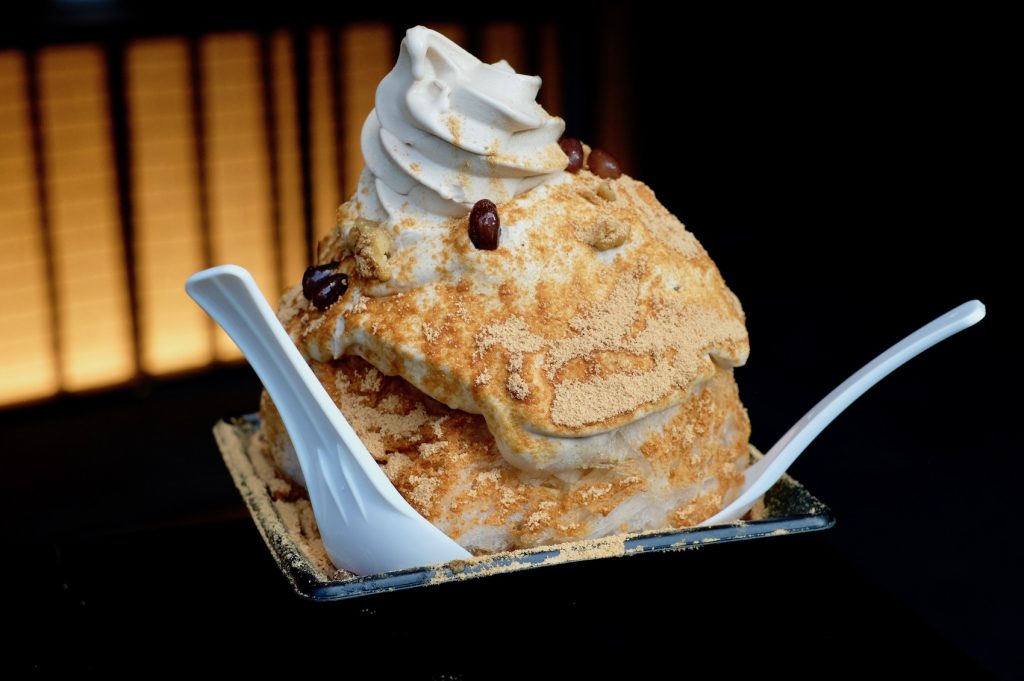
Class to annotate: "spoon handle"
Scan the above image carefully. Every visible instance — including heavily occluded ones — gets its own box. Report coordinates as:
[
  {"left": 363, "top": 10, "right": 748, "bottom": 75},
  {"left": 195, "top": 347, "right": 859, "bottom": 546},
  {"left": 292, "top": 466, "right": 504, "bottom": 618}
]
[{"left": 702, "top": 299, "right": 986, "bottom": 526}]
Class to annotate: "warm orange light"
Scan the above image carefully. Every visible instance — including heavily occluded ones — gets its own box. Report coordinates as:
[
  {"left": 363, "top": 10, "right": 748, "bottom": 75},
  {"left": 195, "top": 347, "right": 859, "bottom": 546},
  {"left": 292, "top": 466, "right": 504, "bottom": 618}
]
[
  {"left": 270, "top": 30, "right": 309, "bottom": 286},
  {"left": 0, "top": 51, "right": 60, "bottom": 405},
  {"left": 341, "top": 23, "right": 392, "bottom": 199},
  {"left": 308, "top": 27, "right": 340, "bottom": 254},
  {"left": 201, "top": 34, "right": 277, "bottom": 360},
  {"left": 38, "top": 45, "right": 135, "bottom": 391},
  {"left": 127, "top": 37, "right": 213, "bottom": 375}
]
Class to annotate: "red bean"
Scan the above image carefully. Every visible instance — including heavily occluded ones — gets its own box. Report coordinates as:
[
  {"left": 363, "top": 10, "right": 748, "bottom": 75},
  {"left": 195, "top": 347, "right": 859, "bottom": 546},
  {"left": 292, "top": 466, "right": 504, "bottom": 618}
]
[
  {"left": 559, "top": 137, "right": 584, "bottom": 173},
  {"left": 469, "top": 199, "right": 501, "bottom": 250},
  {"left": 587, "top": 148, "right": 622, "bottom": 179},
  {"left": 302, "top": 261, "right": 340, "bottom": 300},
  {"left": 310, "top": 273, "right": 348, "bottom": 310}
]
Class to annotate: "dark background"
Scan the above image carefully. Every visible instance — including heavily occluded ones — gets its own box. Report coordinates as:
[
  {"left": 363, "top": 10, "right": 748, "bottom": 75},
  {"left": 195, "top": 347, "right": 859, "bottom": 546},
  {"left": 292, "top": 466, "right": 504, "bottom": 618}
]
[{"left": 2, "top": 3, "right": 1018, "bottom": 677}]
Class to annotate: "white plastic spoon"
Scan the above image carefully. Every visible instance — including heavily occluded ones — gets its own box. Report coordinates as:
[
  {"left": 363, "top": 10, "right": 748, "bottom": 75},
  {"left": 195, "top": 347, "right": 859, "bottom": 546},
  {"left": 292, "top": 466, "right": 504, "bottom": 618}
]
[
  {"left": 701, "top": 299, "right": 986, "bottom": 526},
  {"left": 186, "top": 265, "right": 471, "bottom": 575}
]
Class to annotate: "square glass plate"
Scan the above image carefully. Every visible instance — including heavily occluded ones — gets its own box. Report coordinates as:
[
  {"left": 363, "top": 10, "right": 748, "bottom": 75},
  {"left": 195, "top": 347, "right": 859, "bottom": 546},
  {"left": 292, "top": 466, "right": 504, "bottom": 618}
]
[{"left": 215, "top": 414, "right": 834, "bottom": 601}]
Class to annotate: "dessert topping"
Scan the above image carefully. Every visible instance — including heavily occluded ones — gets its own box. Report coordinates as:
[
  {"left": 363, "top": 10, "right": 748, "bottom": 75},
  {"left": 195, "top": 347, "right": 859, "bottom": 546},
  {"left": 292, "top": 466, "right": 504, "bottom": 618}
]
[
  {"left": 360, "top": 26, "right": 566, "bottom": 221},
  {"left": 302, "top": 261, "right": 340, "bottom": 300},
  {"left": 310, "top": 273, "right": 349, "bottom": 310},
  {"left": 469, "top": 199, "right": 501, "bottom": 250},
  {"left": 348, "top": 218, "right": 393, "bottom": 281},
  {"left": 302, "top": 261, "right": 349, "bottom": 310},
  {"left": 596, "top": 181, "right": 617, "bottom": 202},
  {"left": 592, "top": 219, "right": 630, "bottom": 250},
  {"left": 475, "top": 265, "right": 746, "bottom": 429},
  {"left": 559, "top": 138, "right": 584, "bottom": 173},
  {"left": 577, "top": 218, "right": 630, "bottom": 251},
  {"left": 587, "top": 148, "right": 622, "bottom": 179}
]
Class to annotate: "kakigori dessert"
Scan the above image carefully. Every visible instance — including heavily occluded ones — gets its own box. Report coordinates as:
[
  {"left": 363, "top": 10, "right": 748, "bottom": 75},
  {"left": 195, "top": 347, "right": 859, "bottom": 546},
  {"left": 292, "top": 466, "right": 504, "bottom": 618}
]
[{"left": 258, "top": 26, "right": 751, "bottom": 555}]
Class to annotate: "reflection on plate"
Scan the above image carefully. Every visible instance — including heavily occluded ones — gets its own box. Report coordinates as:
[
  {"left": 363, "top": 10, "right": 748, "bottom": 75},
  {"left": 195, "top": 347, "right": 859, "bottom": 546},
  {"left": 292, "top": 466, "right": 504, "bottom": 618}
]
[{"left": 214, "top": 414, "right": 834, "bottom": 601}]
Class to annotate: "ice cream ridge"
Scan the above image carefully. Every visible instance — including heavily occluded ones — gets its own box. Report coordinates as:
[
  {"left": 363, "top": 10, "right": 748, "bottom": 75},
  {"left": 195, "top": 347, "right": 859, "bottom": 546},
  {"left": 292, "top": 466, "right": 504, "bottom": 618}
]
[{"left": 260, "top": 26, "right": 752, "bottom": 554}]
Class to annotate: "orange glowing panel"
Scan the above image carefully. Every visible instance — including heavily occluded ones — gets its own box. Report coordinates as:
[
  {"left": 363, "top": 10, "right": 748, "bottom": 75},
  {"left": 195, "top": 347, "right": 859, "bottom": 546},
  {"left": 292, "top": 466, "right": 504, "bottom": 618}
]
[
  {"left": 270, "top": 30, "right": 308, "bottom": 285},
  {"left": 0, "top": 51, "right": 59, "bottom": 405},
  {"left": 127, "top": 38, "right": 213, "bottom": 375},
  {"left": 308, "top": 27, "right": 340, "bottom": 250},
  {"left": 341, "top": 23, "right": 392, "bottom": 198},
  {"left": 201, "top": 33, "right": 276, "bottom": 360},
  {"left": 37, "top": 45, "right": 135, "bottom": 392}
]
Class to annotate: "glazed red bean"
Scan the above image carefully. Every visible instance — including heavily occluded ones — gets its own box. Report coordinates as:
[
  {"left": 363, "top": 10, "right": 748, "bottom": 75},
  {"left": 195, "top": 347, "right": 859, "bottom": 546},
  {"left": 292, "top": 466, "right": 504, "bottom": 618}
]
[
  {"left": 302, "top": 261, "right": 340, "bottom": 300},
  {"left": 469, "top": 199, "right": 500, "bottom": 250},
  {"left": 587, "top": 148, "right": 622, "bottom": 179},
  {"left": 559, "top": 137, "right": 584, "bottom": 173},
  {"left": 310, "top": 273, "right": 349, "bottom": 310}
]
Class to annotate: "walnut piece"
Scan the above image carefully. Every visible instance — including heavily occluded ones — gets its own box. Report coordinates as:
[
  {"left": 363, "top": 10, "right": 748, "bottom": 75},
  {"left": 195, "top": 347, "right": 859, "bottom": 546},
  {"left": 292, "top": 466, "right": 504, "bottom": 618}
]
[
  {"left": 581, "top": 218, "right": 630, "bottom": 251},
  {"left": 347, "top": 218, "right": 393, "bottom": 281},
  {"left": 596, "top": 181, "right": 617, "bottom": 202}
]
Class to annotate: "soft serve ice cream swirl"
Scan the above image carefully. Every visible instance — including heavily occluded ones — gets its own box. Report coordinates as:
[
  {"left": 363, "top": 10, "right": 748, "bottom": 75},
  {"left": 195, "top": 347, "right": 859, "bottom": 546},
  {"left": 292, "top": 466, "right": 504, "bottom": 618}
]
[{"left": 360, "top": 26, "right": 567, "bottom": 222}]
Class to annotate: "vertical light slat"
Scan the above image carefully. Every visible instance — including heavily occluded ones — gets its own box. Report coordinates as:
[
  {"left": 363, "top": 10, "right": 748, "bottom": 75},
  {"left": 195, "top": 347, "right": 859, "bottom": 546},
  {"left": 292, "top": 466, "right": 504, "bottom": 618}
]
[
  {"left": 480, "top": 23, "right": 525, "bottom": 72},
  {"left": 38, "top": 45, "right": 134, "bottom": 391},
  {"left": 127, "top": 38, "right": 212, "bottom": 374},
  {"left": 596, "top": 9, "right": 631, "bottom": 171},
  {"left": 537, "top": 24, "right": 563, "bottom": 117},
  {"left": 308, "top": 27, "right": 339, "bottom": 252},
  {"left": 0, "top": 52, "right": 59, "bottom": 405},
  {"left": 340, "top": 23, "right": 392, "bottom": 199},
  {"left": 201, "top": 33, "right": 276, "bottom": 360},
  {"left": 270, "top": 30, "right": 308, "bottom": 283}
]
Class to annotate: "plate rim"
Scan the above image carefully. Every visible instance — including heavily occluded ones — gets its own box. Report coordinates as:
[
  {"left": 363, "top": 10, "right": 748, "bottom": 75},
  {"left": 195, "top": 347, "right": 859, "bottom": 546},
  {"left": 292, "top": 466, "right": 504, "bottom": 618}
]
[{"left": 215, "top": 414, "right": 835, "bottom": 602}]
